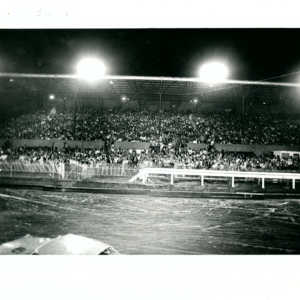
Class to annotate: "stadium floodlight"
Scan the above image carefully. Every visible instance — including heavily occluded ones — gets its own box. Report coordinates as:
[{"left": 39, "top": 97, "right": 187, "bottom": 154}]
[
  {"left": 121, "top": 95, "right": 129, "bottom": 102},
  {"left": 198, "top": 61, "right": 229, "bottom": 84},
  {"left": 49, "top": 94, "right": 55, "bottom": 100},
  {"left": 76, "top": 57, "right": 106, "bottom": 82}
]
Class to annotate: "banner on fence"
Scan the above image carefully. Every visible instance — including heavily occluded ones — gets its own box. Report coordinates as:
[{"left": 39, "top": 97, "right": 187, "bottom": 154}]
[
  {"left": 114, "top": 141, "right": 150, "bottom": 150},
  {"left": 187, "top": 142, "right": 300, "bottom": 154}
]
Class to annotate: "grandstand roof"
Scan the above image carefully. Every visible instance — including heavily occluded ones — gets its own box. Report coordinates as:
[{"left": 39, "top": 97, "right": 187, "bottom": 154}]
[
  {"left": 0, "top": 73, "right": 296, "bottom": 104},
  {"left": 0, "top": 73, "right": 230, "bottom": 102},
  {"left": 106, "top": 76, "right": 218, "bottom": 101}
]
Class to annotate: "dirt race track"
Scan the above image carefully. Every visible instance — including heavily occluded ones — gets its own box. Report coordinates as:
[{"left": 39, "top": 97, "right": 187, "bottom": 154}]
[{"left": 1, "top": 188, "right": 300, "bottom": 254}]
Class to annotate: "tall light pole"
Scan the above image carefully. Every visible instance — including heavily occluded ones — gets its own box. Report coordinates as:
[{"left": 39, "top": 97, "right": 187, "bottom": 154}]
[
  {"left": 74, "top": 57, "right": 106, "bottom": 137},
  {"left": 75, "top": 56, "right": 107, "bottom": 149},
  {"left": 197, "top": 60, "right": 230, "bottom": 144}
]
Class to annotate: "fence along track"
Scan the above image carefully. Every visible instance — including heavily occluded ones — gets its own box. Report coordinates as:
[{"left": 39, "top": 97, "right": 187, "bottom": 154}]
[{"left": 0, "top": 161, "right": 138, "bottom": 180}]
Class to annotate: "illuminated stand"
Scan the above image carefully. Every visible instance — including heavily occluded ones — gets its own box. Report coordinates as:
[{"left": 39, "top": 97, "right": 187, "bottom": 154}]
[{"left": 1, "top": 59, "right": 300, "bottom": 188}]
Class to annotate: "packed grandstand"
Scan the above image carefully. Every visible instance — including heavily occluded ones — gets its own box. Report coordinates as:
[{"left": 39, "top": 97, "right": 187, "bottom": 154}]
[{"left": 1, "top": 108, "right": 300, "bottom": 173}]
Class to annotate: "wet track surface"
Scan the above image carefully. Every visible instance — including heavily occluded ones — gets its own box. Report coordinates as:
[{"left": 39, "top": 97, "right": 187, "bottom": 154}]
[{"left": 1, "top": 188, "right": 300, "bottom": 254}]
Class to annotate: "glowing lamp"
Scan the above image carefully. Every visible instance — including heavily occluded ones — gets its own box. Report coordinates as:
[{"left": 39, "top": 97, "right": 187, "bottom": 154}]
[
  {"left": 198, "top": 61, "right": 229, "bottom": 84},
  {"left": 76, "top": 57, "right": 106, "bottom": 82}
]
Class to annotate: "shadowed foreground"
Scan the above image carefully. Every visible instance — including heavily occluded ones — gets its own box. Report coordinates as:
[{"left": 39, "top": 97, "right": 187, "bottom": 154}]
[{"left": 1, "top": 188, "right": 300, "bottom": 254}]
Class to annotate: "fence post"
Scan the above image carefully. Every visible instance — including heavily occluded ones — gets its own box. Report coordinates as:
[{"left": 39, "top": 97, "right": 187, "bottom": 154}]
[
  {"left": 142, "top": 173, "right": 147, "bottom": 184},
  {"left": 232, "top": 176, "right": 235, "bottom": 188},
  {"left": 60, "top": 162, "right": 65, "bottom": 180},
  {"left": 170, "top": 173, "right": 174, "bottom": 185},
  {"left": 292, "top": 178, "right": 295, "bottom": 190}
]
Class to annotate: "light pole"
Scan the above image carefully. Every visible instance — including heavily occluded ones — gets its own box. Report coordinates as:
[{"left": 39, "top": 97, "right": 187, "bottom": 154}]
[
  {"left": 197, "top": 60, "right": 230, "bottom": 145},
  {"left": 75, "top": 56, "right": 107, "bottom": 133},
  {"left": 75, "top": 56, "right": 107, "bottom": 150}
]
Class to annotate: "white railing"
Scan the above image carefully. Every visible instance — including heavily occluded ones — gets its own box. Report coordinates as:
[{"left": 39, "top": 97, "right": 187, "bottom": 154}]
[{"left": 130, "top": 168, "right": 300, "bottom": 189}]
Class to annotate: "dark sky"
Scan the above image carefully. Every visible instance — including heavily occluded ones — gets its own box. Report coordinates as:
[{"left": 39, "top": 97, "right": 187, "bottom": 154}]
[{"left": 0, "top": 29, "right": 300, "bottom": 81}]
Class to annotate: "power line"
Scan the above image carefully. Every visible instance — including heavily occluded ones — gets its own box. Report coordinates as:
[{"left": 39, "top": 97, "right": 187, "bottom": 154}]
[{"left": 204, "top": 70, "right": 300, "bottom": 95}]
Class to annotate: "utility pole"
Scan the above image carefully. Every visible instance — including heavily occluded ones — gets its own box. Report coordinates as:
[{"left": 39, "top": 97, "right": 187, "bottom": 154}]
[
  {"left": 72, "top": 87, "right": 79, "bottom": 139},
  {"left": 159, "top": 92, "right": 162, "bottom": 141}
]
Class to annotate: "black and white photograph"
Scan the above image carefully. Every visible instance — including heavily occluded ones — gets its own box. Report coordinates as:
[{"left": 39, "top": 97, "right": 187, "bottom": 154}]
[
  {"left": 2, "top": 2, "right": 300, "bottom": 300},
  {"left": 1, "top": 28, "right": 300, "bottom": 255}
]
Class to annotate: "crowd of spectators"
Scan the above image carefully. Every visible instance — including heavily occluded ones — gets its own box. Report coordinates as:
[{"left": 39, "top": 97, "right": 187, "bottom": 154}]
[
  {"left": 1, "top": 109, "right": 300, "bottom": 173},
  {"left": 1, "top": 109, "right": 300, "bottom": 145},
  {"left": 1, "top": 144, "right": 300, "bottom": 172}
]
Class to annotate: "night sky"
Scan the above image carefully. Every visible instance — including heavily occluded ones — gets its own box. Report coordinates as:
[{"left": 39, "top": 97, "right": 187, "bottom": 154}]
[{"left": 0, "top": 29, "right": 300, "bottom": 81}]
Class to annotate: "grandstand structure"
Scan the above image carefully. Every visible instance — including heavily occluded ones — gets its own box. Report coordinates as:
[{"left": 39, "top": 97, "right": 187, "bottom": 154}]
[{"left": 1, "top": 72, "right": 300, "bottom": 191}]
